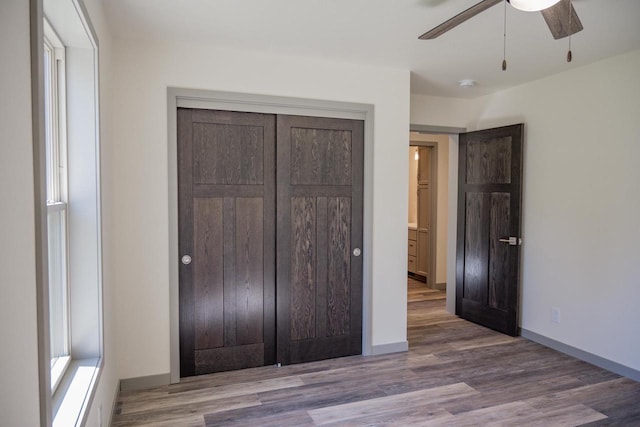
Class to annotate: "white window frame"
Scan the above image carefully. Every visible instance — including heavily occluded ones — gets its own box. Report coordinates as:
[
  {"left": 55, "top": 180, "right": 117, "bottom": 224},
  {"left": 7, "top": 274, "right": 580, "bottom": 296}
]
[
  {"left": 40, "top": 0, "right": 104, "bottom": 425},
  {"left": 44, "top": 18, "right": 71, "bottom": 394}
]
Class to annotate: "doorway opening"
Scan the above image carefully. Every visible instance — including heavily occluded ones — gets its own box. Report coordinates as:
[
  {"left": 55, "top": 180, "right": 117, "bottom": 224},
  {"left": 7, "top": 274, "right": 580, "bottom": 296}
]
[{"left": 407, "top": 132, "right": 450, "bottom": 324}]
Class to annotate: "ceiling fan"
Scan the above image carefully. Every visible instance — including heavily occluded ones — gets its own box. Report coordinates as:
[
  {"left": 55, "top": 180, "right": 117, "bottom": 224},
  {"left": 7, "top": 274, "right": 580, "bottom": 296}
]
[{"left": 419, "top": 0, "right": 583, "bottom": 41}]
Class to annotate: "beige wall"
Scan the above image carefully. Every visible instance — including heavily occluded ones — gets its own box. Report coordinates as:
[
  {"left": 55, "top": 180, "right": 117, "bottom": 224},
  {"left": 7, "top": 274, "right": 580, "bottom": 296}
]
[
  {"left": 110, "top": 38, "right": 410, "bottom": 379},
  {"left": 0, "top": 2, "right": 41, "bottom": 425},
  {"left": 411, "top": 49, "right": 640, "bottom": 373}
]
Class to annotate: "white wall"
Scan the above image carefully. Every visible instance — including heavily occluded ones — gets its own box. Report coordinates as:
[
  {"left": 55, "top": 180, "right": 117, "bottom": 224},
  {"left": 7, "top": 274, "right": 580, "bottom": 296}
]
[
  {"left": 410, "top": 94, "right": 483, "bottom": 129},
  {"left": 0, "top": 2, "right": 41, "bottom": 426},
  {"left": 412, "top": 49, "right": 640, "bottom": 373},
  {"left": 110, "top": 39, "right": 410, "bottom": 379}
]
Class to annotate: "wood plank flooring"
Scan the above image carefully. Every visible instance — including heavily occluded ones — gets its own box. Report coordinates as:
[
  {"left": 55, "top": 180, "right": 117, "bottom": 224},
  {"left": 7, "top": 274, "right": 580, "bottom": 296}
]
[{"left": 112, "top": 278, "right": 640, "bottom": 426}]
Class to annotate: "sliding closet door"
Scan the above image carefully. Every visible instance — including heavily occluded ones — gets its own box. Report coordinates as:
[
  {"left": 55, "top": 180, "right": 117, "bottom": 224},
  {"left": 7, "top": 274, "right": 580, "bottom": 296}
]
[
  {"left": 276, "top": 115, "right": 364, "bottom": 365},
  {"left": 178, "top": 108, "right": 276, "bottom": 376},
  {"left": 178, "top": 109, "right": 364, "bottom": 375}
]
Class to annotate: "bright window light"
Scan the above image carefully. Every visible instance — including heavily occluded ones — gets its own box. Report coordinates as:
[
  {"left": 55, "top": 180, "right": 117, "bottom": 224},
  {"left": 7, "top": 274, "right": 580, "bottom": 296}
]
[{"left": 44, "top": 19, "right": 70, "bottom": 393}]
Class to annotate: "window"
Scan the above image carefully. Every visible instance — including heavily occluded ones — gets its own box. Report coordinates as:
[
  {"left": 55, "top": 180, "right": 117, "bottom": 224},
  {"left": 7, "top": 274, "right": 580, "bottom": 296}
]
[
  {"left": 41, "top": 1, "right": 103, "bottom": 425},
  {"left": 44, "top": 20, "right": 70, "bottom": 393}
]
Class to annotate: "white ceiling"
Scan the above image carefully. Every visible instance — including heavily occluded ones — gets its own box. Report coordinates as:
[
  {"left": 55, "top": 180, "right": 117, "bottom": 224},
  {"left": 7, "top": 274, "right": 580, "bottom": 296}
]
[{"left": 103, "top": 0, "right": 640, "bottom": 98}]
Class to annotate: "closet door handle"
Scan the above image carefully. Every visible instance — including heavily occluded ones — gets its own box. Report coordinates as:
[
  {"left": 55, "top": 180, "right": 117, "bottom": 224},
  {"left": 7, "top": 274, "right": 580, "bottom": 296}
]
[
  {"left": 181, "top": 255, "right": 192, "bottom": 265},
  {"left": 498, "top": 237, "right": 521, "bottom": 246},
  {"left": 353, "top": 248, "right": 361, "bottom": 257}
]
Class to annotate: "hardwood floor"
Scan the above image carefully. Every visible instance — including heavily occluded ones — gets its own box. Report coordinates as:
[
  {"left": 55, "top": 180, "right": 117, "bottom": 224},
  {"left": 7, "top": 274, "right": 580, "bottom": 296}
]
[{"left": 112, "top": 278, "right": 640, "bottom": 426}]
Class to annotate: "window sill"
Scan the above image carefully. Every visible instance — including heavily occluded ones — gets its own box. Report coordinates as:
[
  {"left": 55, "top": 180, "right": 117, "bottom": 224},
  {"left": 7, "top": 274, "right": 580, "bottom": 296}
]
[{"left": 53, "top": 357, "right": 101, "bottom": 427}]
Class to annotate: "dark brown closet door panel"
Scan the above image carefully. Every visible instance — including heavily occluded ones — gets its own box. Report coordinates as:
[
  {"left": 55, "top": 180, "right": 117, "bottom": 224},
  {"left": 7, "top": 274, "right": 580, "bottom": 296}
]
[
  {"left": 191, "top": 111, "right": 265, "bottom": 185},
  {"left": 289, "top": 336, "right": 356, "bottom": 363},
  {"left": 178, "top": 108, "right": 275, "bottom": 377},
  {"left": 327, "top": 196, "right": 351, "bottom": 337},
  {"left": 194, "top": 343, "right": 264, "bottom": 375},
  {"left": 290, "top": 197, "right": 317, "bottom": 341},
  {"left": 290, "top": 128, "right": 352, "bottom": 185},
  {"left": 193, "top": 197, "right": 224, "bottom": 350},
  {"left": 315, "top": 197, "right": 329, "bottom": 340},
  {"left": 277, "top": 115, "right": 364, "bottom": 366},
  {"left": 234, "top": 197, "right": 265, "bottom": 345}
]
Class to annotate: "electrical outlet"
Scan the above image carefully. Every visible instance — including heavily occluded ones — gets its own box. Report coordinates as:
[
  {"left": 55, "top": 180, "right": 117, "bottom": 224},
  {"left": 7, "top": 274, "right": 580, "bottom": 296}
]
[{"left": 551, "top": 307, "right": 561, "bottom": 323}]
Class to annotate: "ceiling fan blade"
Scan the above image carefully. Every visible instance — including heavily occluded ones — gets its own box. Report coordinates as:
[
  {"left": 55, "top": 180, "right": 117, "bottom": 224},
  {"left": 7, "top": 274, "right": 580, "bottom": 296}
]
[
  {"left": 419, "top": 0, "right": 502, "bottom": 40},
  {"left": 541, "top": 0, "right": 583, "bottom": 40}
]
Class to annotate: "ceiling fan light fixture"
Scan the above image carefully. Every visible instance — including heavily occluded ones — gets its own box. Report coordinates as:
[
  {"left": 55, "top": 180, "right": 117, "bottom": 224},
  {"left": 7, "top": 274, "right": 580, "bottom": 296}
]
[{"left": 507, "top": 0, "right": 562, "bottom": 12}]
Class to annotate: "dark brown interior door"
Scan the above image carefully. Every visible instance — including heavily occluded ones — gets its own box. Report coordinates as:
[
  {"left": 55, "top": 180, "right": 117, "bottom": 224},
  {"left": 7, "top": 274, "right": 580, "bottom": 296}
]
[
  {"left": 276, "top": 115, "right": 364, "bottom": 365},
  {"left": 178, "top": 108, "right": 276, "bottom": 376},
  {"left": 456, "top": 124, "right": 523, "bottom": 336}
]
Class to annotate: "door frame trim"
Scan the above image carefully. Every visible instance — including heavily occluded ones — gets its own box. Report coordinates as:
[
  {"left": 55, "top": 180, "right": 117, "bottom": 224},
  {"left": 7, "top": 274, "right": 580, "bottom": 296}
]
[{"left": 167, "top": 88, "right": 375, "bottom": 384}]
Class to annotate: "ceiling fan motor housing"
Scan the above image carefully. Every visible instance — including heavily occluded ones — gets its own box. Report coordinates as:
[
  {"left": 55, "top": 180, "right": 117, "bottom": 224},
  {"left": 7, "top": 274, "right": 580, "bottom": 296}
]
[{"left": 508, "top": 0, "right": 562, "bottom": 12}]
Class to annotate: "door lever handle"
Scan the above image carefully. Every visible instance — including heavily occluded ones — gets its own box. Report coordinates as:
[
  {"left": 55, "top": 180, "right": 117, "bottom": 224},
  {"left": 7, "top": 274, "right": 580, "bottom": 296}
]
[{"left": 499, "top": 237, "right": 521, "bottom": 246}]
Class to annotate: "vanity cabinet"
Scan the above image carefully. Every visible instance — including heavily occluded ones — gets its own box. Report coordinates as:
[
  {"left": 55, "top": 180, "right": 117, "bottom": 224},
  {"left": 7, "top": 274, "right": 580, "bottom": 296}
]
[{"left": 408, "top": 227, "right": 417, "bottom": 273}]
